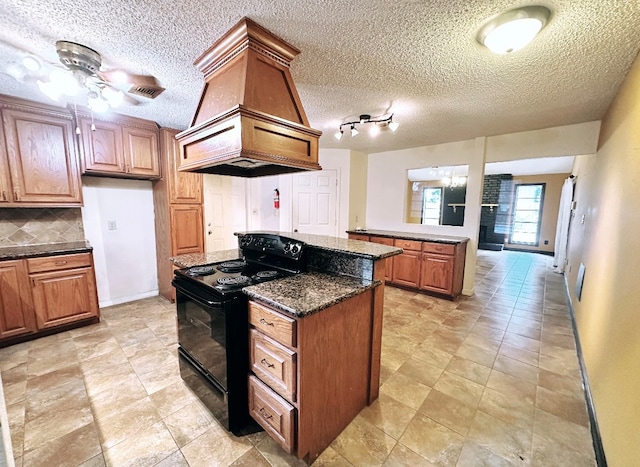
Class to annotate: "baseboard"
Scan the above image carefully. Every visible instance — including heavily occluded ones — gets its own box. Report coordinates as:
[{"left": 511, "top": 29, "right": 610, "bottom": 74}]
[
  {"left": 98, "top": 289, "right": 159, "bottom": 308},
  {"left": 563, "top": 276, "right": 608, "bottom": 467}
]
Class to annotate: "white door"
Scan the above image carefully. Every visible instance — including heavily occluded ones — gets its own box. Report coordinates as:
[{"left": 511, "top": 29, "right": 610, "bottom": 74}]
[
  {"left": 292, "top": 170, "right": 338, "bottom": 236},
  {"left": 203, "top": 174, "right": 247, "bottom": 251}
]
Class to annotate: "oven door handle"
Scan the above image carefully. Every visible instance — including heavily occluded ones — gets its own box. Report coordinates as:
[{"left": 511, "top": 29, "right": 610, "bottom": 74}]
[{"left": 173, "top": 281, "right": 223, "bottom": 309}]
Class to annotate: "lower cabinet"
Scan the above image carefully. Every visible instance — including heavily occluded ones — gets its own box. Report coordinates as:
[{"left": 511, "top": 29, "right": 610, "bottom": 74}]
[
  {"left": 0, "top": 260, "right": 36, "bottom": 339},
  {"left": 347, "top": 233, "right": 467, "bottom": 299},
  {"left": 0, "top": 252, "right": 100, "bottom": 345},
  {"left": 247, "top": 291, "right": 375, "bottom": 463}
]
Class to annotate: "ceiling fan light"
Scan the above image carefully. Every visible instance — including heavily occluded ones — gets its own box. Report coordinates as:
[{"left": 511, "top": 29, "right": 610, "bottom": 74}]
[
  {"left": 388, "top": 121, "right": 399, "bottom": 132},
  {"left": 50, "top": 68, "right": 79, "bottom": 96},
  {"left": 88, "top": 94, "right": 109, "bottom": 113},
  {"left": 36, "top": 79, "right": 60, "bottom": 102},
  {"left": 22, "top": 55, "right": 41, "bottom": 72},
  {"left": 334, "top": 130, "right": 343, "bottom": 141},
  {"left": 102, "top": 87, "right": 124, "bottom": 108},
  {"left": 478, "top": 6, "right": 550, "bottom": 54}
]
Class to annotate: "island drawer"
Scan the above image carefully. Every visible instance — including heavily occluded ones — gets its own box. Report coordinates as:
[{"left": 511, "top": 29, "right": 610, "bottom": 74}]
[
  {"left": 249, "top": 301, "right": 296, "bottom": 347},
  {"left": 422, "top": 242, "right": 456, "bottom": 255},
  {"left": 249, "top": 375, "right": 295, "bottom": 454},
  {"left": 27, "top": 253, "right": 92, "bottom": 273},
  {"left": 250, "top": 329, "right": 297, "bottom": 402},
  {"left": 394, "top": 239, "right": 422, "bottom": 251}
]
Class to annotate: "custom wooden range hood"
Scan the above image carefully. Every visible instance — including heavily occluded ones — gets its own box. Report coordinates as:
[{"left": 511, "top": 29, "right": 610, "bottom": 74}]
[{"left": 176, "top": 17, "right": 322, "bottom": 177}]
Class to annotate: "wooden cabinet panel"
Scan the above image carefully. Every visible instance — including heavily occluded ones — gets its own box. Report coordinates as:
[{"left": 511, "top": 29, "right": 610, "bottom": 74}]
[
  {"left": 348, "top": 233, "right": 369, "bottom": 242},
  {"left": 123, "top": 126, "right": 160, "bottom": 177},
  {"left": 30, "top": 266, "right": 99, "bottom": 329},
  {"left": 0, "top": 110, "right": 11, "bottom": 203},
  {"left": 0, "top": 260, "right": 36, "bottom": 339},
  {"left": 420, "top": 253, "right": 454, "bottom": 294},
  {"left": 249, "top": 375, "right": 295, "bottom": 453},
  {"left": 394, "top": 238, "right": 422, "bottom": 251},
  {"left": 422, "top": 242, "right": 456, "bottom": 255},
  {"left": 27, "top": 253, "right": 92, "bottom": 274},
  {"left": 161, "top": 129, "right": 203, "bottom": 204},
  {"left": 392, "top": 249, "right": 421, "bottom": 288},
  {"left": 3, "top": 109, "right": 82, "bottom": 205},
  {"left": 80, "top": 119, "right": 124, "bottom": 173},
  {"left": 170, "top": 204, "right": 204, "bottom": 255},
  {"left": 250, "top": 329, "right": 297, "bottom": 402},
  {"left": 369, "top": 236, "right": 394, "bottom": 281}
]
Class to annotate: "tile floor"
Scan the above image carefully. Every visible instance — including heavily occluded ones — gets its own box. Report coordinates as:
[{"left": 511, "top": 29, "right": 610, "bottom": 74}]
[{"left": 0, "top": 250, "right": 596, "bottom": 466}]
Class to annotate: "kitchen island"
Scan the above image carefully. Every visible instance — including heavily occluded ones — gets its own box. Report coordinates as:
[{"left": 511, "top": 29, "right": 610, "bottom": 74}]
[{"left": 171, "top": 231, "right": 401, "bottom": 463}]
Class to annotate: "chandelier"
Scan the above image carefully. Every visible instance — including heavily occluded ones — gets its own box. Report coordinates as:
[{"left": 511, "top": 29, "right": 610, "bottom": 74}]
[{"left": 334, "top": 114, "right": 399, "bottom": 140}]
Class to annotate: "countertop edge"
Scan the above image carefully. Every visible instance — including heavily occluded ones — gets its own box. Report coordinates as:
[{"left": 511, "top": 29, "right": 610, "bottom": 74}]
[
  {"left": 0, "top": 241, "right": 93, "bottom": 261},
  {"left": 346, "top": 229, "right": 470, "bottom": 244}
]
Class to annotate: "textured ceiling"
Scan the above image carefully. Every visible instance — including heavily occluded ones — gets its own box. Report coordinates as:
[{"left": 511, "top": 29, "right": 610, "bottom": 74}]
[{"left": 1, "top": 0, "right": 639, "bottom": 155}]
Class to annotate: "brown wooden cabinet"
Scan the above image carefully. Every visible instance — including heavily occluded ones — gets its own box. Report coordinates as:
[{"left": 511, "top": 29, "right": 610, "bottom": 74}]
[
  {"left": 348, "top": 232, "right": 467, "bottom": 299},
  {"left": 248, "top": 292, "right": 374, "bottom": 463},
  {"left": 27, "top": 253, "right": 100, "bottom": 330},
  {"left": 392, "top": 239, "right": 422, "bottom": 288},
  {"left": 78, "top": 114, "right": 160, "bottom": 179},
  {"left": 0, "top": 252, "right": 99, "bottom": 346},
  {"left": 153, "top": 128, "right": 204, "bottom": 301},
  {"left": 0, "top": 96, "right": 83, "bottom": 207},
  {"left": 0, "top": 260, "right": 36, "bottom": 339}
]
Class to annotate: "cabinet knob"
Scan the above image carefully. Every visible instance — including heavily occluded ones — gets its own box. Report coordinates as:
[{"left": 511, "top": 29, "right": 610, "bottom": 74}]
[{"left": 54, "top": 260, "right": 68, "bottom": 266}]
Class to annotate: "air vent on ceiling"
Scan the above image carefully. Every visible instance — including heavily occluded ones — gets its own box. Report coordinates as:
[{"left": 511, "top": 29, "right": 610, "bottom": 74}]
[{"left": 128, "top": 84, "right": 165, "bottom": 99}]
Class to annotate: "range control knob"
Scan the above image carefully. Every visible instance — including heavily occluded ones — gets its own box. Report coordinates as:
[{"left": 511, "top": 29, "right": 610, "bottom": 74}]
[
  {"left": 291, "top": 243, "right": 301, "bottom": 256},
  {"left": 283, "top": 242, "right": 291, "bottom": 253}
]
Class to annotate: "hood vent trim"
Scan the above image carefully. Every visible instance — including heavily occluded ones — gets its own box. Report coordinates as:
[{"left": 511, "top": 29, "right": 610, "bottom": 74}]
[{"left": 176, "top": 17, "right": 321, "bottom": 177}]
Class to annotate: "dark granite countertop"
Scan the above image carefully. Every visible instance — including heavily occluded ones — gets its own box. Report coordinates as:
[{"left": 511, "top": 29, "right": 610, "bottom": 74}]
[
  {"left": 0, "top": 241, "right": 93, "bottom": 261},
  {"left": 235, "top": 231, "right": 402, "bottom": 260},
  {"left": 346, "top": 229, "right": 469, "bottom": 244},
  {"left": 170, "top": 249, "right": 242, "bottom": 268},
  {"left": 242, "top": 272, "right": 380, "bottom": 318}
]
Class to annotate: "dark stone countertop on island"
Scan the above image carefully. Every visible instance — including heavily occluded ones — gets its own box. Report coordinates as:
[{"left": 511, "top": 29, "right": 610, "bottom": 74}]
[
  {"left": 170, "top": 249, "right": 241, "bottom": 268},
  {"left": 235, "top": 231, "right": 402, "bottom": 260},
  {"left": 242, "top": 272, "right": 380, "bottom": 318},
  {"left": 0, "top": 241, "right": 93, "bottom": 261},
  {"left": 346, "top": 229, "right": 470, "bottom": 244}
]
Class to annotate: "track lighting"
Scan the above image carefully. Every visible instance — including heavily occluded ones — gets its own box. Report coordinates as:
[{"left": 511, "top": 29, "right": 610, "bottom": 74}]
[{"left": 334, "top": 114, "right": 399, "bottom": 140}]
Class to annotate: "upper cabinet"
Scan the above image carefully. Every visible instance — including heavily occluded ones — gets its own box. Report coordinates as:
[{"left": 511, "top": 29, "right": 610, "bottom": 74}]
[
  {"left": 77, "top": 113, "right": 161, "bottom": 180},
  {"left": 161, "top": 128, "right": 202, "bottom": 204},
  {"left": 0, "top": 96, "right": 83, "bottom": 207}
]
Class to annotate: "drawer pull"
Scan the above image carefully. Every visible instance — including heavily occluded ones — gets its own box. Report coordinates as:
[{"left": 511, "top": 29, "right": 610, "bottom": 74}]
[
  {"left": 260, "top": 358, "right": 275, "bottom": 369},
  {"left": 259, "top": 318, "right": 274, "bottom": 327},
  {"left": 54, "top": 260, "right": 68, "bottom": 266},
  {"left": 259, "top": 407, "right": 273, "bottom": 420},
  {"left": 1, "top": 190, "right": 5, "bottom": 201}
]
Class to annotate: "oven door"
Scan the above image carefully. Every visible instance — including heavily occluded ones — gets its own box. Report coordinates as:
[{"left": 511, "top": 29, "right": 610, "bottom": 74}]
[{"left": 174, "top": 278, "right": 232, "bottom": 387}]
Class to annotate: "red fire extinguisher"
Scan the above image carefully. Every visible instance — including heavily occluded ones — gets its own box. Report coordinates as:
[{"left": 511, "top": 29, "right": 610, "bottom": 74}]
[{"left": 273, "top": 188, "right": 280, "bottom": 209}]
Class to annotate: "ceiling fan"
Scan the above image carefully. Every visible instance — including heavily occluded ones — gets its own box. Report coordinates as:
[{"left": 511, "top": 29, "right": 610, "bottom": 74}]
[{"left": 9, "top": 40, "right": 165, "bottom": 112}]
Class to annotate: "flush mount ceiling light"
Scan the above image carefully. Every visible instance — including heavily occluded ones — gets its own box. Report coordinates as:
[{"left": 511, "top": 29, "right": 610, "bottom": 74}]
[
  {"left": 477, "top": 5, "right": 551, "bottom": 54},
  {"left": 334, "top": 114, "right": 399, "bottom": 140}
]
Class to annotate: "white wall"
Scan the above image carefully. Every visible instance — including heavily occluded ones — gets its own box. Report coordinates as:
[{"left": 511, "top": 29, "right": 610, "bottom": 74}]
[
  {"left": 81, "top": 177, "right": 158, "bottom": 307},
  {"left": 365, "top": 121, "right": 601, "bottom": 294}
]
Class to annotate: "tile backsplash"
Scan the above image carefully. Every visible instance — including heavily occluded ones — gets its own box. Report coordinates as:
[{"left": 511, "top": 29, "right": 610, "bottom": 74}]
[{"left": 0, "top": 208, "right": 85, "bottom": 247}]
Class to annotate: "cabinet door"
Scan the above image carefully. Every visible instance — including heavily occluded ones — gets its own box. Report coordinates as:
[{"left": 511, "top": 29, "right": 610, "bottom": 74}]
[
  {"left": 391, "top": 250, "right": 421, "bottom": 288},
  {"left": 0, "top": 260, "right": 36, "bottom": 339},
  {"left": 0, "top": 111, "right": 12, "bottom": 203},
  {"left": 30, "top": 267, "right": 99, "bottom": 329},
  {"left": 348, "top": 233, "right": 369, "bottom": 241},
  {"left": 80, "top": 118, "right": 125, "bottom": 174},
  {"left": 420, "top": 253, "right": 454, "bottom": 294},
  {"left": 170, "top": 204, "right": 204, "bottom": 255},
  {"left": 123, "top": 126, "right": 160, "bottom": 178},
  {"left": 161, "top": 129, "right": 203, "bottom": 204},
  {"left": 3, "top": 109, "right": 82, "bottom": 205}
]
